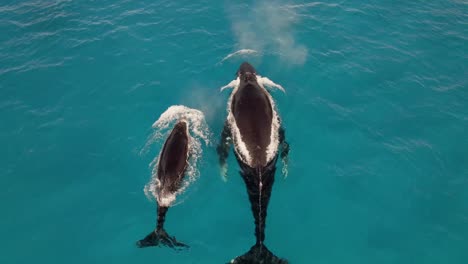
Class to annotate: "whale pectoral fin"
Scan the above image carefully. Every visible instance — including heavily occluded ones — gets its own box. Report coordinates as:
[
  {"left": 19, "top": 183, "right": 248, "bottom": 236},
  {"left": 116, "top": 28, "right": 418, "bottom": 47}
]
[
  {"left": 279, "top": 126, "right": 290, "bottom": 178},
  {"left": 220, "top": 79, "right": 239, "bottom": 92},
  {"left": 257, "top": 76, "right": 286, "bottom": 93},
  {"left": 217, "top": 121, "right": 232, "bottom": 181},
  {"left": 220, "top": 163, "right": 228, "bottom": 182}
]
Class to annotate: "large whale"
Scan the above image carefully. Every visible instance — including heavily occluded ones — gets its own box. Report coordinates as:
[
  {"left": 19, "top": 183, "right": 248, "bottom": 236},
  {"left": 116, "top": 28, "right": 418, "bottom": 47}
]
[
  {"left": 218, "top": 62, "right": 290, "bottom": 263},
  {"left": 137, "top": 121, "right": 190, "bottom": 249}
]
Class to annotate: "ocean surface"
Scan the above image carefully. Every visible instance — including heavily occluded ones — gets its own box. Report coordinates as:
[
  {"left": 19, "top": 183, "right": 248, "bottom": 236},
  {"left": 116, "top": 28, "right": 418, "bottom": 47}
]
[{"left": 1, "top": 0, "right": 467, "bottom": 263}]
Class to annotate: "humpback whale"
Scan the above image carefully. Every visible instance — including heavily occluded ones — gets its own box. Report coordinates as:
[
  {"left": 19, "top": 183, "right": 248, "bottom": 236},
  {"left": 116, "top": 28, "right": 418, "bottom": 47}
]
[
  {"left": 137, "top": 121, "right": 190, "bottom": 249},
  {"left": 218, "top": 62, "right": 290, "bottom": 263}
]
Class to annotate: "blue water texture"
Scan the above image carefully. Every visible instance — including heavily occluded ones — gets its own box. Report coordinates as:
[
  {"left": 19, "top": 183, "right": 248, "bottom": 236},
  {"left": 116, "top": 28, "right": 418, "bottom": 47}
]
[{"left": 1, "top": 0, "right": 467, "bottom": 263}]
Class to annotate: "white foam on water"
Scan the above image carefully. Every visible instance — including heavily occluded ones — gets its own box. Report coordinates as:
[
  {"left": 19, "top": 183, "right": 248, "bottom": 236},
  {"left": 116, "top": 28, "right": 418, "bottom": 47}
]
[
  {"left": 142, "top": 105, "right": 211, "bottom": 207},
  {"left": 225, "top": 80, "right": 253, "bottom": 165},
  {"left": 221, "top": 75, "right": 284, "bottom": 167},
  {"left": 263, "top": 88, "right": 282, "bottom": 164},
  {"left": 255, "top": 76, "right": 285, "bottom": 166},
  {"left": 218, "top": 49, "right": 259, "bottom": 64}
]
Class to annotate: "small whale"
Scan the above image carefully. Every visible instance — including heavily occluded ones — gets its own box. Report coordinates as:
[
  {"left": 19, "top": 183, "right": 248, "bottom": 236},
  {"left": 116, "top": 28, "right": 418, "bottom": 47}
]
[
  {"left": 137, "top": 121, "right": 190, "bottom": 249},
  {"left": 218, "top": 62, "right": 290, "bottom": 263}
]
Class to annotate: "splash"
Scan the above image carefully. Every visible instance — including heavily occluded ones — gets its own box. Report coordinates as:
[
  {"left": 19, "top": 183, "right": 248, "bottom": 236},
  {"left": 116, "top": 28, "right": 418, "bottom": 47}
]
[
  {"left": 142, "top": 105, "right": 211, "bottom": 207},
  {"left": 228, "top": 1, "right": 308, "bottom": 65},
  {"left": 218, "top": 49, "right": 259, "bottom": 64}
]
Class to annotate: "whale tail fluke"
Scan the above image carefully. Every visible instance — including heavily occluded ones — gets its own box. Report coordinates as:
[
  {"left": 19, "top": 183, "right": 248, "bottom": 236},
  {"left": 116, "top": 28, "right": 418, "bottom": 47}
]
[
  {"left": 136, "top": 229, "right": 189, "bottom": 250},
  {"left": 228, "top": 243, "right": 288, "bottom": 264}
]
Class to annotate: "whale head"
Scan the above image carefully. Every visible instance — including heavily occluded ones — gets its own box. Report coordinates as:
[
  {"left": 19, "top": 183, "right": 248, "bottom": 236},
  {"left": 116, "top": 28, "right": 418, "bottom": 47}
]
[
  {"left": 237, "top": 62, "right": 258, "bottom": 87},
  {"left": 173, "top": 120, "right": 188, "bottom": 135},
  {"left": 238, "top": 61, "right": 256, "bottom": 76}
]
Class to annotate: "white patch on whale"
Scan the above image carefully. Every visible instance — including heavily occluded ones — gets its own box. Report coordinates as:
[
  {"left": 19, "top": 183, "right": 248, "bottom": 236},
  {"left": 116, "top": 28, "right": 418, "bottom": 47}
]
[
  {"left": 220, "top": 78, "right": 239, "bottom": 92},
  {"left": 257, "top": 75, "right": 286, "bottom": 93},
  {"left": 220, "top": 76, "right": 284, "bottom": 167},
  {"left": 142, "top": 105, "right": 211, "bottom": 207}
]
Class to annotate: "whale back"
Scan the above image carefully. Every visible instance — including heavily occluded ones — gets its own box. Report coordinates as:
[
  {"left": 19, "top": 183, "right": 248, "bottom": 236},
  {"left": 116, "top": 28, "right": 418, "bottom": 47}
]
[
  {"left": 157, "top": 121, "right": 189, "bottom": 194},
  {"left": 231, "top": 80, "right": 273, "bottom": 167}
]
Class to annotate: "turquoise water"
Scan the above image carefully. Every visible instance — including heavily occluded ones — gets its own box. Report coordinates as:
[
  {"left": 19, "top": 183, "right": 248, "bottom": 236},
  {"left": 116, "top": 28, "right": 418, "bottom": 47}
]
[{"left": 1, "top": 0, "right": 467, "bottom": 263}]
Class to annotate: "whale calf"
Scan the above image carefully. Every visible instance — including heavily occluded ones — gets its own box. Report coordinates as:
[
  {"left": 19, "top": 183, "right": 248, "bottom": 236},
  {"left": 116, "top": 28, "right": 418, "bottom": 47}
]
[
  {"left": 218, "top": 62, "right": 290, "bottom": 263},
  {"left": 137, "top": 121, "right": 190, "bottom": 249}
]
